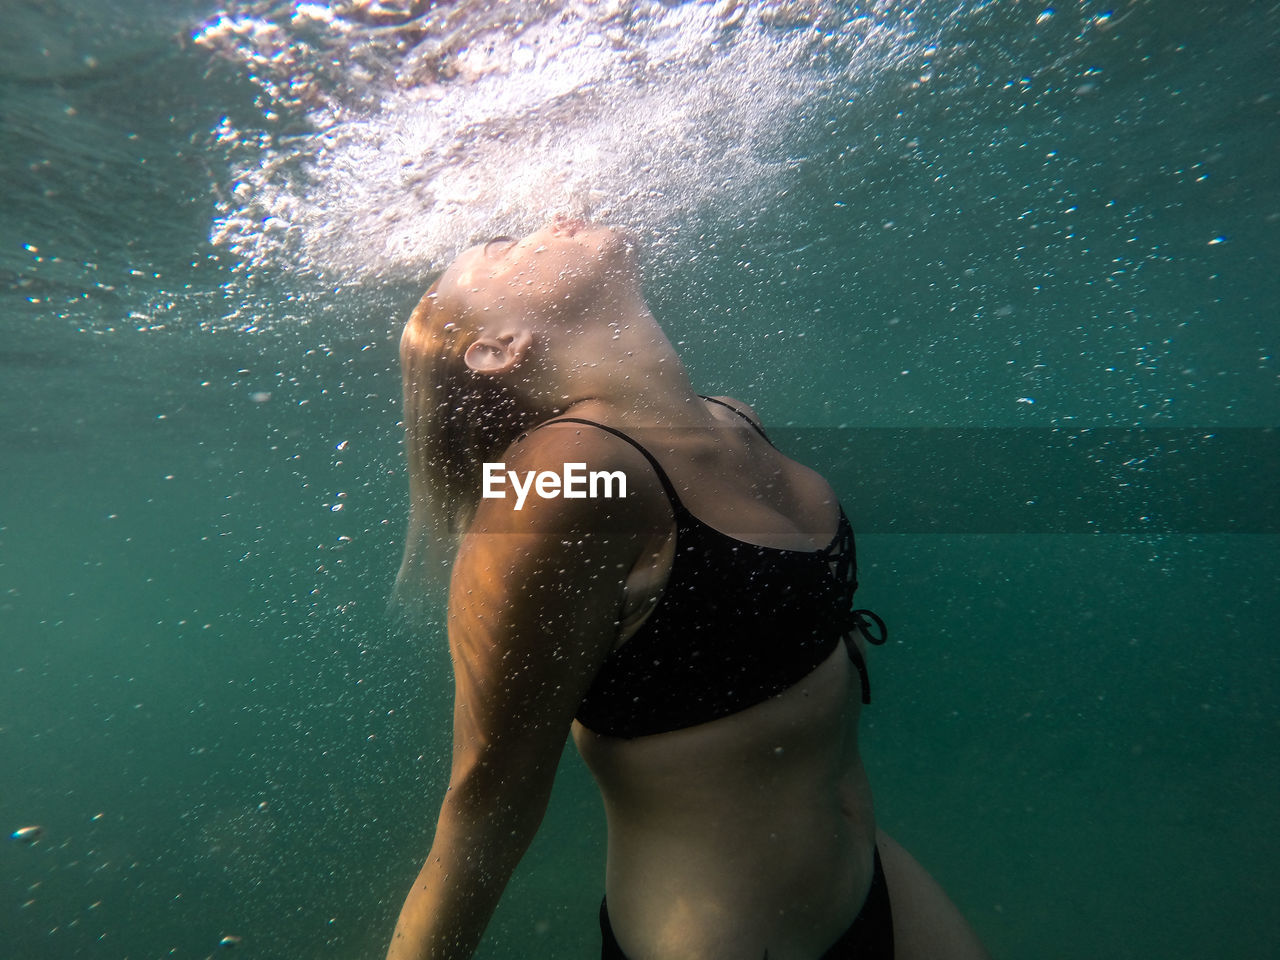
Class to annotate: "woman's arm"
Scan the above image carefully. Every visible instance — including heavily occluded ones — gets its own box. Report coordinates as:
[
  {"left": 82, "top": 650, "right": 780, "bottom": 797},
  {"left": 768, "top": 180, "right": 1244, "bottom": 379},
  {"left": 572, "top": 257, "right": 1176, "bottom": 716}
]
[{"left": 386, "top": 426, "right": 661, "bottom": 960}]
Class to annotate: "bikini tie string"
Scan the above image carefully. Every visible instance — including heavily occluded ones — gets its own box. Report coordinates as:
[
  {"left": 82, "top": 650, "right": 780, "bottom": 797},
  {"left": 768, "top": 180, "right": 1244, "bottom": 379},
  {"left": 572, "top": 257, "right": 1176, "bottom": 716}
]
[{"left": 850, "top": 608, "right": 887, "bottom": 646}]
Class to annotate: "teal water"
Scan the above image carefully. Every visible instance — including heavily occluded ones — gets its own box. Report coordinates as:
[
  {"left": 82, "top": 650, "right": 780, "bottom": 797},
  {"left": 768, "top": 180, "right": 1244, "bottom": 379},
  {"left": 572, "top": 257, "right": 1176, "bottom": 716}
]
[{"left": 2, "top": 2, "right": 1277, "bottom": 958}]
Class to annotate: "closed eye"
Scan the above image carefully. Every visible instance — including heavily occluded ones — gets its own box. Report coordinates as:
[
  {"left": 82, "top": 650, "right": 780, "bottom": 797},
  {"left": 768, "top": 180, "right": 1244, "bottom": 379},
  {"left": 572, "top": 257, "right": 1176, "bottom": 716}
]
[{"left": 483, "top": 236, "right": 516, "bottom": 257}]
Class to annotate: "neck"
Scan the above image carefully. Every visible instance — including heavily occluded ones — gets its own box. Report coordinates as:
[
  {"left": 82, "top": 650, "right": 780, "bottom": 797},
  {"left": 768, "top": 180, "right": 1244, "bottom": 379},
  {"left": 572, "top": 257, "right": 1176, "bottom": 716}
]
[{"left": 528, "top": 290, "right": 711, "bottom": 428}]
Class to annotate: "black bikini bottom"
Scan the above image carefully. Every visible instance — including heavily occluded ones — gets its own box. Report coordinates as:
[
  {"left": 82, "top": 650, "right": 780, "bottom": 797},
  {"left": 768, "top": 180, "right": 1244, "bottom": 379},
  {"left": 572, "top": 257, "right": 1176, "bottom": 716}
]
[{"left": 599, "top": 846, "right": 894, "bottom": 959}]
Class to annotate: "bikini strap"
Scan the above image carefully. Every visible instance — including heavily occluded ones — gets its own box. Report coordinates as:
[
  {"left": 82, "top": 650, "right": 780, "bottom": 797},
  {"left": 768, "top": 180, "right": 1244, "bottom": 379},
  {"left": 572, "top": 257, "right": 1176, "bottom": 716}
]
[
  {"left": 524, "top": 417, "right": 687, "bottom": 513},
  {"left": 698, "top": 395, "right": 774, "bottom": 445}
]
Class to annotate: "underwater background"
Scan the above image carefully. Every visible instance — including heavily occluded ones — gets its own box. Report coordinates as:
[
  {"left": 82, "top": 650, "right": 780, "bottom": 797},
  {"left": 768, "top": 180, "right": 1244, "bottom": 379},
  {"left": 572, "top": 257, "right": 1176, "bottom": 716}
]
[{"left": 2, "top": 1, "right": 1276, "bottom": 957}]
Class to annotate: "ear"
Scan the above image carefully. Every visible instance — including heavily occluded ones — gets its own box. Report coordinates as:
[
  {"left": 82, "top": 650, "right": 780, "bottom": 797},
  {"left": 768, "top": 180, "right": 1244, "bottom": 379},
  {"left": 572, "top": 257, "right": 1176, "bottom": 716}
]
[{"left": 462, "top": 328, "right": 533, "bottom": 376}]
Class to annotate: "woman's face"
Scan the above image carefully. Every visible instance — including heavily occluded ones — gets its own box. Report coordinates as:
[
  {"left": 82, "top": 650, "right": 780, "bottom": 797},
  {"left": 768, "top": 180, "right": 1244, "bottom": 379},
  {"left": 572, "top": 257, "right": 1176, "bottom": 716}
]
[{"left": 435, "top": 217, "right": 634, "bottom": 328}]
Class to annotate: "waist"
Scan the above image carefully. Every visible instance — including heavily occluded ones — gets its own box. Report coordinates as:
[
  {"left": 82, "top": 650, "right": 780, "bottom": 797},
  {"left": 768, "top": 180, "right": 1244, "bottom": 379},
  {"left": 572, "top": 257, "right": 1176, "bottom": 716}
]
[
  {"left": 598, "top": 756, "right": 876, "bottom": 879},
  {"left": 573, "top": 644, "right": 875, "bottom": 954},
  {"left": 597, "top": 785, "right": 877, "bottom": 960}
]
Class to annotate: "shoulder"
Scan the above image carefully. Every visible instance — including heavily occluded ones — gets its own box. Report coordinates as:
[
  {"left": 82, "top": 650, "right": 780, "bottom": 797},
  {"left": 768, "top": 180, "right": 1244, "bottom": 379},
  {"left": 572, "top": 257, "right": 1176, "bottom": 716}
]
[
  {"left": 704, "top": 395, "right": 767, "bottom": 432},
  {"left": 468, "top": 419, "right": 671, "bottom": 539}
]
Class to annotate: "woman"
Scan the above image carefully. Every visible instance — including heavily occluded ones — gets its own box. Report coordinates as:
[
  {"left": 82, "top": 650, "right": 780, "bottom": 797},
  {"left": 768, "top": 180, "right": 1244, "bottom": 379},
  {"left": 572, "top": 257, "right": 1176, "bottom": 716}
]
[{"left": 387, "top": 217, "right": 989, "bottom": 960}]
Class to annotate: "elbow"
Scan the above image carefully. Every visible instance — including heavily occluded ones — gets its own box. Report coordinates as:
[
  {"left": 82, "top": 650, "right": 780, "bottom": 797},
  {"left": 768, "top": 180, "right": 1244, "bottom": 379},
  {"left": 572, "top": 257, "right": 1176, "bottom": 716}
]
[{"left": 440, "top": 750, "right": 557, "bottom": 843}]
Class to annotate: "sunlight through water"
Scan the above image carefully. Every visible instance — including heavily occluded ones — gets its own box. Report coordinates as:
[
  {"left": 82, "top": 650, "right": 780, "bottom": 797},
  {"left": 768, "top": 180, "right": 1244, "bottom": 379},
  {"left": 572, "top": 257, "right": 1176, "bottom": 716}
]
[{"left": 194, "top": 0, "right": 923, "bottom": 279}]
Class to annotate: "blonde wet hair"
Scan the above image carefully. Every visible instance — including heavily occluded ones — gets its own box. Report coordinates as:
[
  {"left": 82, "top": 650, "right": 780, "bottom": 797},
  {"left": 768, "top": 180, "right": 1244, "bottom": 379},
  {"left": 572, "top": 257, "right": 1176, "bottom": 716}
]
[{"left": 393, "top": 278, "right": 540, "bottom": 602}]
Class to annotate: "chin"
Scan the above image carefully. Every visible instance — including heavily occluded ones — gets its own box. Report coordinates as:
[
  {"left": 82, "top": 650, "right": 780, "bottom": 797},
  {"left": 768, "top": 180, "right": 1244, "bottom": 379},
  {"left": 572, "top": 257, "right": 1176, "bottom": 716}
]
[{"left": 589, "top": 224, "right": 635, "bottom": 266}]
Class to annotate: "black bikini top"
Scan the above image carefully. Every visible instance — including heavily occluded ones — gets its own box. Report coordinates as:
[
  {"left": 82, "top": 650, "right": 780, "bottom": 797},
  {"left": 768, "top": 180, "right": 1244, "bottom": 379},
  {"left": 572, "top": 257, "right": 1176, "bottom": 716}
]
[{"left": 536, "top": 398, "right": 887, "bottom": 739}]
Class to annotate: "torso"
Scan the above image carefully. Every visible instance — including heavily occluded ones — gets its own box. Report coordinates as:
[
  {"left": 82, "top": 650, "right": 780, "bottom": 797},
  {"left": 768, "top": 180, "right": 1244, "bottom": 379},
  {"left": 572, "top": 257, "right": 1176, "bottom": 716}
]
[
  {"left": 558, "top": 398, "right": 882, "bottom": 959},
  {"left": 573, "top": 643, "right": 877, "bottom": 960}
]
